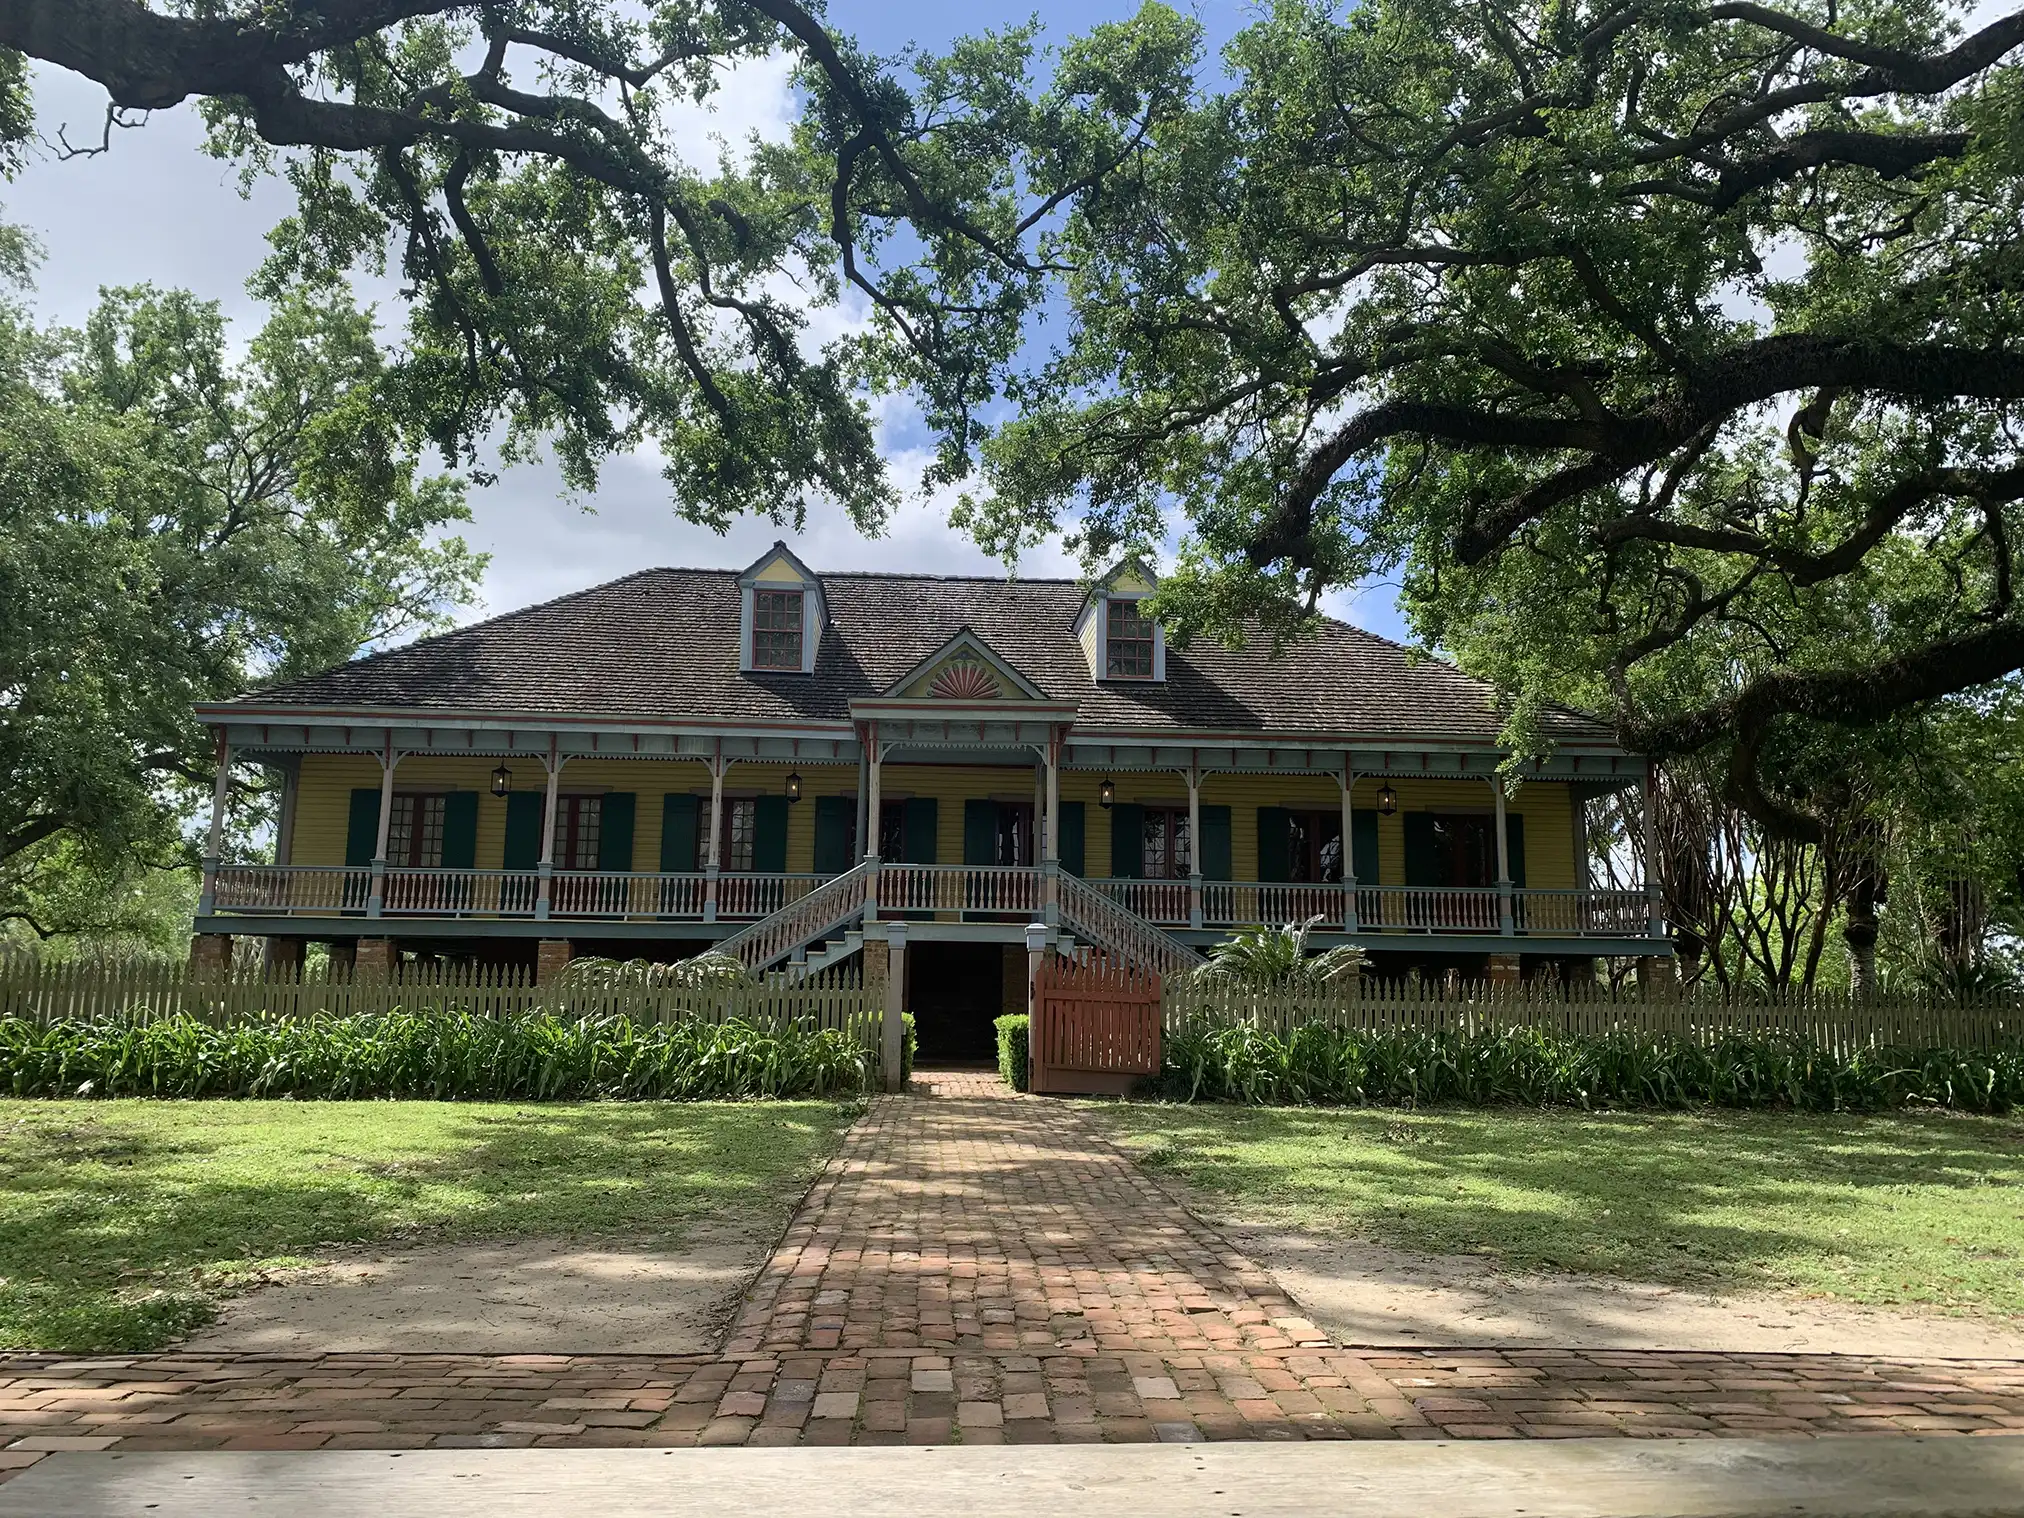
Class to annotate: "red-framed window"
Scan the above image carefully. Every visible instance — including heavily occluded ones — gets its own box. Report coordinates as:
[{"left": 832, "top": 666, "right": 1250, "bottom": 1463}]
[
  {"left": 1140, "top": 806, "right": 1191, "bottom": 879},
  {"left": 1426, "top": 813, "right": 1497, "bottom": 887},
  {"left": 1284, "top": 811, "right": 1345, "bottom": 883},
  {"left": 752, "top": 589, "right": 804, "bottom": 669},
  {"left": 386, "top": 793, "right": 447, "bottom": 868},
  {"left": 1105, "top": 598, "right": 1155, "bottom": 678},
  {"left": 554, "top": 794, "right": 603, "bottom": 871},
  {"left": 722, "top": 797, "right": 758, "bottom": 871}
]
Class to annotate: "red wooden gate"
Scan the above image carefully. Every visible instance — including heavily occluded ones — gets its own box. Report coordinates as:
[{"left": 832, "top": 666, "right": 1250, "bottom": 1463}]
[{"left": 1031, "top": 952, "right": 1162, "bottom": 1095}]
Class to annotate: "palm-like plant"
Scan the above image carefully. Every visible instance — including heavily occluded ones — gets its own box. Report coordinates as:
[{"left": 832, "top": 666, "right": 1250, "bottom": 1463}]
[
  {"left": 553, "top": 953, "right": 754, "bottom": 991},
  {"left": 1184, "top": 917, "right": 1365, "bottom": 987}
]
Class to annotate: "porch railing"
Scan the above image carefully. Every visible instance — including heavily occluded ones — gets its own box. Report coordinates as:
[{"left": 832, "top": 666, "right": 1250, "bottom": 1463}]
[
  {"left": 877, "top": 863, "right": 1045, "bottom": 917},
  {"left": 208, "top": 864, "right": 1656, "bottom": 940}
]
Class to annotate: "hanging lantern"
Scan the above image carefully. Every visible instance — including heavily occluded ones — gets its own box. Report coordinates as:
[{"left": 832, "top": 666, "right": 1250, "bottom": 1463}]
[
  {"left": 1376, "top": 782, "right": 1399, "bottom": 816},
  {"left": 490, "top": 763, "right": 513, "bottom": 798},
  {"left": 785, "top": 771, "right": 803, "bottom": 803},
  {"left": 1098, "top": 778, "right": 1116, "bottom": 810}
]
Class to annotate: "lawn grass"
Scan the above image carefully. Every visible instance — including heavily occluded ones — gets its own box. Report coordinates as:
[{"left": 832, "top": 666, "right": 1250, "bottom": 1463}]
[
  {"left": 0, "top": 1098, "right": 858, "bottom": 1353},
  {"left": 1089, "top": 1104, "right": 2024, "bottom": 1320}
]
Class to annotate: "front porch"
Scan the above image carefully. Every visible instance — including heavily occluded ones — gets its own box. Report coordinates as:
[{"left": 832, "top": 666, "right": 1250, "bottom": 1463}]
[{"left": 201, "top": 860, "right": 1661, "bottom": 957}]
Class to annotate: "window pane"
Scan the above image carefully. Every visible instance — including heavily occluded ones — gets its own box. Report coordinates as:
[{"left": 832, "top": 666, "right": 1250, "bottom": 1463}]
[
  {"left": 566, "top": 796, "right": 601, "bottom": 871},
  {"left": 1286, "top": 813, "right": 1312, "bottom": 882},
  {"left": 388, "top": 795, "right": 415, "bottom": 864},
  {"left": 417, "top": 795, "right": 445, "bottom": 869},
  {"left": 1105, "top": 598, "right": 1155, "bottom": 678},
  {"left": 753, "top": 590, "right": 804, "bottom": 669},
  {"left": 878, "top": 801, "right": 905, "bottom": 860},
  {"left": 1142, "top": 812, "right": 1168, "bottom": 879},
  {"left": 1173, "top": 813, "right": 1191, "bottom": 878},
  {"left": 726, "top": 798, "right": 756, "bottom": 871}
]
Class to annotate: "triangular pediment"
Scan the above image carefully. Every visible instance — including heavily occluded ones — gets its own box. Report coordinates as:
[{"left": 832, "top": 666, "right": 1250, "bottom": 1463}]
[{"left": 885, "top": 627, "right": 1050, "bottom": 703}]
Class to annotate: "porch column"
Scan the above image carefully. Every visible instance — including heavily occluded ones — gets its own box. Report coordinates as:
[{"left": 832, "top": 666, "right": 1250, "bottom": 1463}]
[
  {"left": 1042, "top": 730, "right": 1061, "bottom": 926},
  {"left": 1339, "top": 758, "right": 1359, "bottom": 933},
  {"left": 862, "top": 723, "right": 882, "bottom": 923},
  {"left": 704, "top": 741, "right": 726, "bottom": 922},
  {"left": 535, "top": 736, "right": 562, "bottom": 921},
  {"left": 1491, "top": 775, "right": 1514, "bottom": 935},
  {"left": 1641, "top": 764, "right": 1663, "bottom": 940},
  {"left": 1186, "top": 759, "right": 1204, "bottom": 930},
  {"left": 367, "top": 736, "right": 397, "bottom": 918},
  {"left": 272, "top": 755, "right": 300, "bottom": 867},
  {"left": 197, "top": 730, "right": 231, "bottom": 917}
]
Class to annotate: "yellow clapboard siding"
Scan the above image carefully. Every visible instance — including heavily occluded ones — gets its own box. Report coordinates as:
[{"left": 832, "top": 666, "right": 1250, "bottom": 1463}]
[{"left": 290, "top": 755, "right": 1578, "bottom": 887}]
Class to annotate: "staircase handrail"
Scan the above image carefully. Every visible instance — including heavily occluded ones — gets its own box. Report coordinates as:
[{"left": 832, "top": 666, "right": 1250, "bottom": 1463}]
[
  {"left": 1055, "top": 870, "right": 1202, "bottom": 979},
  {"left": 717, "top": 859, "right": 876, "bottom": 972}
]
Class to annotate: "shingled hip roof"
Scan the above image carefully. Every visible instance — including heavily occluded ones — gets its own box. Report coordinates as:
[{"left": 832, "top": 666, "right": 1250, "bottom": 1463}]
[{"left": 226, "top": 567, "right": 1616, "bottom": 746}]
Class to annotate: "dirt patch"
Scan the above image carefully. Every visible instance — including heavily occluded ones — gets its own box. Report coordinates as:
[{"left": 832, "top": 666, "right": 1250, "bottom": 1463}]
[
  {"left": 1232, "top": 1227, "right": 2024, "bottom": 1358},
  {"left": 183, "top": 1220, "right": 774, "bottom": 1355}
]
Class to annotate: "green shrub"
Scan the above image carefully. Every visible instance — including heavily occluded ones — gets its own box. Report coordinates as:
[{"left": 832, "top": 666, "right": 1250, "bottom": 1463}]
[
  {"left": 902, "top": 1012, "right": 918, "bottom": 1079},
  {"left": 995, "top": 1014, "right": 1030, "bottom": 1091},
  {"left": 0, "top": 1011, "right": 871, "bottom": 1101},
  {"left": 1159, "top": 1022, "right": 2024, "bottom": 1113}
]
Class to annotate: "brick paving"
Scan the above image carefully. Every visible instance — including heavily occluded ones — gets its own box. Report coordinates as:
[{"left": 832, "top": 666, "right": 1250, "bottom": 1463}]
[{"left": 5, "top": 1068, "right": 2023, "bottom": 1480}]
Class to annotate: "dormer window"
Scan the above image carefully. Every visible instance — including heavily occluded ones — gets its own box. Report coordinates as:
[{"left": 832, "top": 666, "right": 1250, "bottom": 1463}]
[
  {"left": 752, "top": 589, "right": 804, "bottom": 669},
  {"left": 1105, "top": 598, "right": 1156, "bottom": 679}
]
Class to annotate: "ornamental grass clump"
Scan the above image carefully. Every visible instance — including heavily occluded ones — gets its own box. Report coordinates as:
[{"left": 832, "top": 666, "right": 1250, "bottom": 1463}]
[
  {"left": 0, "top": 1009, "right": 869, "bottom": 1101},
  {"left": 1159, "top": 1023, "right": 2024, "bottom": 1113}
]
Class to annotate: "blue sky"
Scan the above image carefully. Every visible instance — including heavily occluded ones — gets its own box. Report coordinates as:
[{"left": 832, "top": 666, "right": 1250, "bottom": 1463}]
[{"left": 3, "top": 0, "right": 1409, "bottom": 642}]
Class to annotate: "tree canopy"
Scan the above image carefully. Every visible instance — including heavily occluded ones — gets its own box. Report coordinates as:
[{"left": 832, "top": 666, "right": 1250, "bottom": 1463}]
[
  {"left": 976, "top": 0, "right": 2024, "bottom": 844},
  {"left": 0, "top": 0, "right": 1191, "bottom": 530},
  {"left": 0, "top": 273, "right": 481, "bottom": 943}
]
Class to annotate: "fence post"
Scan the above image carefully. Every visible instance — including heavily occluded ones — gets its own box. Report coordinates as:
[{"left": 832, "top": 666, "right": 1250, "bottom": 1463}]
[
  {"left": 882, "top": 921, "right": 907, "bottom": 1093},
  {"left": 1025, "top": 921, "right": 1050, "bottom": 1090}
]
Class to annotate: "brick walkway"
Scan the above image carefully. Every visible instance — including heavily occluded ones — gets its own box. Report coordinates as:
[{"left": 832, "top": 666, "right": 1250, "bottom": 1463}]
[{"left": 4, "top": 1070, "right": 2023, "bottom": 1479}]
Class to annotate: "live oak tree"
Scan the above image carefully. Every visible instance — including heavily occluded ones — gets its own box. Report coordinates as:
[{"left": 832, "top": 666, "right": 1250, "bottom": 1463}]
[
  {"left": 0, "top": 0, "right": 1191, "bottom": 528},
  {"left": 974, "top": 0, "right": 2024, "bottom": 845},
  {"left": 0, "top": 275, "right": 482, "bottom": 944}
]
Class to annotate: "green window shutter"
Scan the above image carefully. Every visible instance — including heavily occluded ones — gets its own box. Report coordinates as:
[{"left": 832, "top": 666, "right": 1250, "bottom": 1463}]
[
  {"left": 1504, "top": 812, "right": 1527, "bottom": 888},
  {"left": 441, "top": 792, "right": 479, "bottom": 870},
  {"left": 963, "top": 799, "right": 997, "bottom": 866},
  {"left": 1255, "top": 807, "right": 1290, "bottom": 882},
  {"left": 1199, "top": 805, "right": 1232, "bottom": 880},
  {"left": 1403, "top": 813, "right": 1440, "bottom": 887},
  {"left": 1057, "top": 801, "right": 1085, "bottom": 877},
  {"left": 813, "top": 796, "right": 855, "bottom": 874},
  {"left": 1351, "top": 809, "right": 1379, "bottom": 884},
  {"left": 1109, "top": 802, "right": 1145, "bottom": 878},
  {"left": 902, "top": 797, "right": 938, "bottom": 865},
  {"left": 598, "top": 793, "right": 636, "bottom": 873},
  {"left": 345, "top": 788, "right": 382, "bottom": 866},
  {"left": 503, "top": 791, "right": 545, "bottom": 871},
  {"left": 660, "top": 794, "right": 700, "bottom": 872},
  {"left": 754, "top": 794, "right": 789, "bottom": 872}
]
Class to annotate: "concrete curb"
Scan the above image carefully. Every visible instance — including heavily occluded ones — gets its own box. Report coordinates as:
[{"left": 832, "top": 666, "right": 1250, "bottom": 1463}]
[{"left": 5, "top": 1435, "right": 2022, "bottom": 1517}]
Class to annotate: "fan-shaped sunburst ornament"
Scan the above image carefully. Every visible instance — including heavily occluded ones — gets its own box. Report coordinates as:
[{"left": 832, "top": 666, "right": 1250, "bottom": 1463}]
[{"left": 928, "top": 659, "right": 1001, "bottom": 701}]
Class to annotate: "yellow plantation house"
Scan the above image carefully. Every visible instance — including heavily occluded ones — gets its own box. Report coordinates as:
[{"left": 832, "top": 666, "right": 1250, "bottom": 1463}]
[{"left": 193, "top": 544, "right": 1668, "bottom": 1057}]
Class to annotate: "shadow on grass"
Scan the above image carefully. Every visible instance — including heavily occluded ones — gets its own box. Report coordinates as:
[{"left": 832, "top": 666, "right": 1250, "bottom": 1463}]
[
  {"left": 0, "top": 1099, "right": 858, "bottom": 1353},
  {"left": 1091, "top": 1104, "right": 2024, "bottom": 1307}
]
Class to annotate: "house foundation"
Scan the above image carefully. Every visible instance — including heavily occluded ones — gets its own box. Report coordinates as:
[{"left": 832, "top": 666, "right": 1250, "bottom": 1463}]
[
  {"left": 354, "top": 937, "right": 396, "bottom": 977},
  {"left": 262, "top": 936, "right": 305, "bottom": 978},
  {"left": 1637, "top": 954, "right": 1678, "bottom": 998},
  {"left": 1487, "top": 953, "right": 1522, "bottom": 986},
  {"left": 187, "top": 933, "right": 233, "bottom": 978},
  {"left": 536, "top": 938, "right": 574, "bottom": 983}
]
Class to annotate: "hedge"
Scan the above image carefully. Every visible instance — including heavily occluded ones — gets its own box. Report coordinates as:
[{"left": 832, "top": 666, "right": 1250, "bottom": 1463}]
[
  {"left": 1161, "top": 1022, "right": 2024, "bottom": 1113},
  {"left": 0, "top": 1011, "right": 874, "bottom": 1101},
  {"left": 995, "top": 1014, "right": 1029, "bottom": 1092}
]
